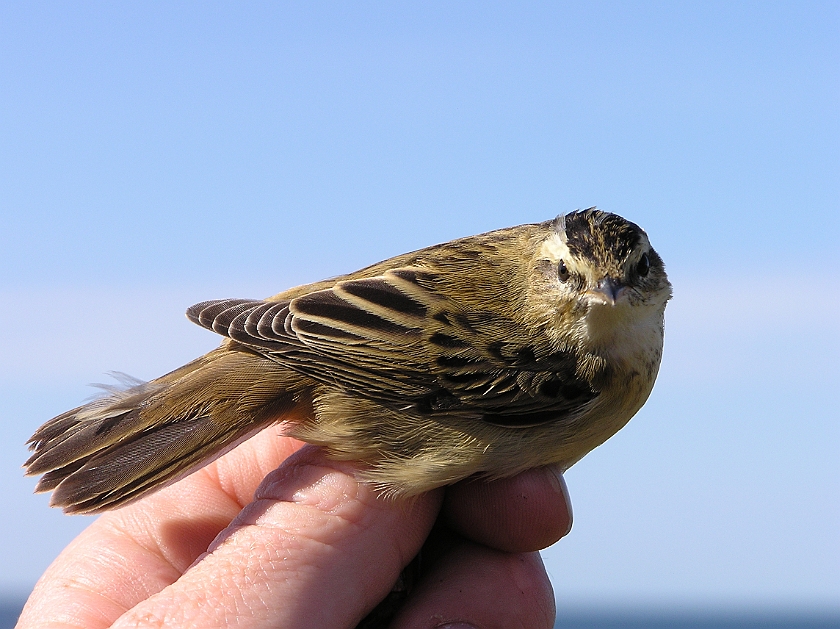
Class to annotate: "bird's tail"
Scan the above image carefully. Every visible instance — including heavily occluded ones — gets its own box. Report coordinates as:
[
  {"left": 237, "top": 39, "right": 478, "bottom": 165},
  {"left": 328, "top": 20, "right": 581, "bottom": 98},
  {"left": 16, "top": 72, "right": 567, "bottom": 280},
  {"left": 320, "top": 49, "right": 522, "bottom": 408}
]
[{"left": 25, "top": 345, "right": 307, "bottom": 514}]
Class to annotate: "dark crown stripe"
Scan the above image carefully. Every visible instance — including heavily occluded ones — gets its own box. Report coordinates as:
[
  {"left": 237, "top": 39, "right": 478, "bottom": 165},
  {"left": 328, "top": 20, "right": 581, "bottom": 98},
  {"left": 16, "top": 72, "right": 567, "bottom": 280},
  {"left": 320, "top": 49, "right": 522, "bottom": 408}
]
[{"left": 562, "top": 210, "right": 643, "bottom": 263}]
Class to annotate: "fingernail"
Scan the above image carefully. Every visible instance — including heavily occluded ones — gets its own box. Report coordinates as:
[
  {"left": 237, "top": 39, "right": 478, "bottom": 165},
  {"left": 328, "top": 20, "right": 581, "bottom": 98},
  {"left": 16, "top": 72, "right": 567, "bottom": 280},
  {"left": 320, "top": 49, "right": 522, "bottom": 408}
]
[{"left": 546, "top": 465, "right": 573, "bottom": 535}]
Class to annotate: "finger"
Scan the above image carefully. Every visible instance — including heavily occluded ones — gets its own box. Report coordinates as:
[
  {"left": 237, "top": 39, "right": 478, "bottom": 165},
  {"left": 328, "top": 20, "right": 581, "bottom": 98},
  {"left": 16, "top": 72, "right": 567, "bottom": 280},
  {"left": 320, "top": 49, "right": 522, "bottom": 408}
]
[
  {"left": 443, "top": 466, "right": 572, "bottom": 553},
  {"left": 109, "top": 447, "right": 443, "bottom": 629},
  {"left": 391, "top": 542, "right": 555, "bottom": 629},
  {"left": 17, "top": 426, "right": 306, "bottom": 629}
]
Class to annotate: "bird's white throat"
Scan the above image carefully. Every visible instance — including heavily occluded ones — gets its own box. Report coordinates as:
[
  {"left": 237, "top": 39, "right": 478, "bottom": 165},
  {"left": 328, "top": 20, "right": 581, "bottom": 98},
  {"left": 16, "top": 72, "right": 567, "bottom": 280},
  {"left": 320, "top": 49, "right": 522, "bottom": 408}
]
[{"left": 582, "top": 300, "right": 663, "bottom": 367}]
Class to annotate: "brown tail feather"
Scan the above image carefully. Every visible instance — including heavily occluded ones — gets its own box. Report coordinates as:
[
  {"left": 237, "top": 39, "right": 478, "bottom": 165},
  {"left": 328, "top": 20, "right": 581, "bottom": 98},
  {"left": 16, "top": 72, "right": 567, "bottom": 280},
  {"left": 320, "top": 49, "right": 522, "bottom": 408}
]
[{"left": 25, "top": 345, "right": 309, "bottom": 514}]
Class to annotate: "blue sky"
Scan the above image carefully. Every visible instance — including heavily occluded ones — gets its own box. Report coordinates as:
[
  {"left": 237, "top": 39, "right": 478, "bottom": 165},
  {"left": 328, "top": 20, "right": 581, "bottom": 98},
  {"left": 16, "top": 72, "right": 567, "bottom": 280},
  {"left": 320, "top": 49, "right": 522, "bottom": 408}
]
[{"left": 1, "top": 1, "right": 838, "bottom": 613}]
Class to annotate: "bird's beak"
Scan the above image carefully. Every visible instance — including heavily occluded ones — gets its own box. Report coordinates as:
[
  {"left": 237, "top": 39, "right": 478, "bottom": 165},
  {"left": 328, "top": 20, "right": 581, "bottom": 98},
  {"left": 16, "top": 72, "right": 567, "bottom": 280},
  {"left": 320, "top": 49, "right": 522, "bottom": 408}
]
[{"left": 586, "top": 278, "right": 624, "bottom": 306}]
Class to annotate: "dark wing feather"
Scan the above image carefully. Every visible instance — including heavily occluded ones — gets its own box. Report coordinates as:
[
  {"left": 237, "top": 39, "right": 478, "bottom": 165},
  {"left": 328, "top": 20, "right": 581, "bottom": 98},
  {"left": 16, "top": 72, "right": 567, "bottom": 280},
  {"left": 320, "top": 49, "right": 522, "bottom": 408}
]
[{"left": 187, "top": 268, "right": 598, "bottom": 425}]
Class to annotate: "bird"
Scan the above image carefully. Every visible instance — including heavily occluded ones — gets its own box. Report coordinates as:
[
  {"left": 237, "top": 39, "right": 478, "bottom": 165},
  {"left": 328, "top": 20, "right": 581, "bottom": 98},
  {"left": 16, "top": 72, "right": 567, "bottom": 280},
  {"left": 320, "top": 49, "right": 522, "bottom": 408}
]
[{"left": 25, "top": 208, "right": 672, "bottom": 515}]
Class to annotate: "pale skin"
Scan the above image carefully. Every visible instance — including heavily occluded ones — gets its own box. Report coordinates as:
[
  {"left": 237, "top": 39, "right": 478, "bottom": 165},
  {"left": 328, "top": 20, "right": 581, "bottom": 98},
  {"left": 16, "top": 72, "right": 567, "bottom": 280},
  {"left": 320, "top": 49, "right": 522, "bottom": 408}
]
[{"left": 17, "top": 425, "right": 572, "bottom": 629}]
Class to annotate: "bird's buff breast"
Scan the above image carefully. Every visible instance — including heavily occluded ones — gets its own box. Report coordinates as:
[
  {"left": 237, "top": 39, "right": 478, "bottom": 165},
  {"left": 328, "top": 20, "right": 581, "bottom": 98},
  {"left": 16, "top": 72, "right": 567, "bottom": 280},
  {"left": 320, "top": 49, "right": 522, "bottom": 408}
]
[
  {"left": 292, "top": 295, "right": 666, "bottom": 496},
  {"left": 291, "top": 342, "right": 660, "bottom": 496}
]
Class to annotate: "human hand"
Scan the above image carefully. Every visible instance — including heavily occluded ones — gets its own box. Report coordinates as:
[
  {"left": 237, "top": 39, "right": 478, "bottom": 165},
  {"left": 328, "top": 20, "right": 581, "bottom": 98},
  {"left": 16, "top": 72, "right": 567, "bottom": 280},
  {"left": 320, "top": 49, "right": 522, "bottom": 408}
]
[{"left": 17, "top": 425, "right": 572, "bottom": 628}]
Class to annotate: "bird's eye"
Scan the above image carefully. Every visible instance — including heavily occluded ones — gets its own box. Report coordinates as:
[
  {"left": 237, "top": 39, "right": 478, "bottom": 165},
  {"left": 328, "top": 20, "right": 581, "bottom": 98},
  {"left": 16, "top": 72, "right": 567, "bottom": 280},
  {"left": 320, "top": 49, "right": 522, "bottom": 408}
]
[
  {"left": 636, "top": 253, "right": 650, "bottom": 278},
  {"left": 558, "top": 260, "right": 570, "bottom": 282}
]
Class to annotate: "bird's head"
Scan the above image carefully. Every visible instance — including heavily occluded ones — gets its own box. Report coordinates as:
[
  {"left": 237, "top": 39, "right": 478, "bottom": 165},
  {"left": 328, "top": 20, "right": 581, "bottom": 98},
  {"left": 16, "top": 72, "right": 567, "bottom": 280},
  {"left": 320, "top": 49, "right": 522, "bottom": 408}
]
[
  {"left": 543, "top": 208, "right": 671, "bottom": 309},
  {"left": 532, "top": 208, "right": 672, "bottom": 355}
]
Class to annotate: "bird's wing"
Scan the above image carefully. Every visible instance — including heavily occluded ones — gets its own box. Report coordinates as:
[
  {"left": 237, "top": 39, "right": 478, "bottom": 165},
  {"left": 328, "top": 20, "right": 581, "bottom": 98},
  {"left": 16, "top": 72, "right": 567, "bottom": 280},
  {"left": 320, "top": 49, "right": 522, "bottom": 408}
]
[{"left": 187, "top": 268, "right": 597, "bottom": 425}]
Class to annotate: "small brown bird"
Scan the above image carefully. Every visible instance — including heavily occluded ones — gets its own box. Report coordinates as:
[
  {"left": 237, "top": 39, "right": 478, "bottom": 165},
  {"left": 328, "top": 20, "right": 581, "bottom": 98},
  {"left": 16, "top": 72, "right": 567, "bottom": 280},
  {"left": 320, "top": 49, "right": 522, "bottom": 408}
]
[{"left": 25, "top": 209, "right": 671, "bottom": 514}]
